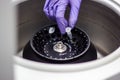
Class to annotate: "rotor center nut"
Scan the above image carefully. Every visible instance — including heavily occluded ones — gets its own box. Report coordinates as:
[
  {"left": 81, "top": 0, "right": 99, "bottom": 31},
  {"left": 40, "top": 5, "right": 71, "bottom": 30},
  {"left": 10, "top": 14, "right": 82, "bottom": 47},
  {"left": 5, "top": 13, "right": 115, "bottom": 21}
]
[{"left": 53, "top": 41, "right": 67, "bottom": 53}]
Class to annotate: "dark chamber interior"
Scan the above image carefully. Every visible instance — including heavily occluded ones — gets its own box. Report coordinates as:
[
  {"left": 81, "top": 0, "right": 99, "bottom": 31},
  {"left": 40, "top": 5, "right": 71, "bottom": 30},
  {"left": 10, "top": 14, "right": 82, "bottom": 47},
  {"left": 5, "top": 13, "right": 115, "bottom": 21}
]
[
  {"left": 23, "top": 25, "right": 97, "bottom": 64},
  {"left": 23, "top": 42, "right": 97, "bottom": 64}
]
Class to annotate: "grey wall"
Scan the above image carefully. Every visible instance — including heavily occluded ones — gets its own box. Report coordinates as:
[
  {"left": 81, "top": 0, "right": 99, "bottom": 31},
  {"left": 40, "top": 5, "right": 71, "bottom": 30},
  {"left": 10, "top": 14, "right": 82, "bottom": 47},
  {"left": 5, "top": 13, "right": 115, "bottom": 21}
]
[{"left": 0, "top": 0, "right": 16, "bottom": 80}]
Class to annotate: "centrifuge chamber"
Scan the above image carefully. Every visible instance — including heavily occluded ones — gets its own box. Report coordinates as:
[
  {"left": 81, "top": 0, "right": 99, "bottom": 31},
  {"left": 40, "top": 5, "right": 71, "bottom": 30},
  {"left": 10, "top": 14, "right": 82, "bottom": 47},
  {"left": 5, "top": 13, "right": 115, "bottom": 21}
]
[{"left": 14, "top": 0, "right": 120, "bottom": 80}]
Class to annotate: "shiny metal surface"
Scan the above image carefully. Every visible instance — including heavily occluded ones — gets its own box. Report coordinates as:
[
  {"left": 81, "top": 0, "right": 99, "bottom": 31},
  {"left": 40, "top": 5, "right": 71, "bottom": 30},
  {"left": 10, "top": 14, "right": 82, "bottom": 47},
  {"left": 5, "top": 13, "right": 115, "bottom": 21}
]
[
  {"left": 53, "top": 41, "right": 67, "bottom": 53},
  {"left": 17, "top": 0, "right": 120, "bottom": 57}
]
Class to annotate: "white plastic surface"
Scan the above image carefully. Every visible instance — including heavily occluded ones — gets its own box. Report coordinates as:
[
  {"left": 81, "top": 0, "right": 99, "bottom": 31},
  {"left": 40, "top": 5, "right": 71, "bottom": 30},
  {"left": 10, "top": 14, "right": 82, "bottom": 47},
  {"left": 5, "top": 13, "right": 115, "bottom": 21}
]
[{"left": 14, "top": 53, "right": 120, "bottom": 80}]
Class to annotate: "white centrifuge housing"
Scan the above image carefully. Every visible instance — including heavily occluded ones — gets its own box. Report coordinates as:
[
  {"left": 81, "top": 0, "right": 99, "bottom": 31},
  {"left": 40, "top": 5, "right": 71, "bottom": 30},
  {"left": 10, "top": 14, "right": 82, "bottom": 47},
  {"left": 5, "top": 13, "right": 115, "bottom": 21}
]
[
  {"left": 0, "top": 0, "right": 120, "bottom": 80},
  {"left": 15, "top": 0, "right": 120, "bottom": 80}
]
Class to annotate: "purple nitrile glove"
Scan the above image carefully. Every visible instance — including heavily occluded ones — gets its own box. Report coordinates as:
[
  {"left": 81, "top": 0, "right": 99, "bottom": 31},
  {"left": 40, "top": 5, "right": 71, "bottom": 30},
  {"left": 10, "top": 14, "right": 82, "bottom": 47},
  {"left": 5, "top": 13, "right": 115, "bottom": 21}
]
[{"left": 43, "top": 0, "right": 82, "bottom": 34}]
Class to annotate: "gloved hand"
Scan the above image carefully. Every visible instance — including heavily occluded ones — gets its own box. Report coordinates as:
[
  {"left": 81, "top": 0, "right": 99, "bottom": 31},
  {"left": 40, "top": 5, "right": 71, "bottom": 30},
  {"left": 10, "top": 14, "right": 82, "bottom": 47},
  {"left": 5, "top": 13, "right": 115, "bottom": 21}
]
[{"left": 44, "top": 0, "right": 82, "bottom": 34}]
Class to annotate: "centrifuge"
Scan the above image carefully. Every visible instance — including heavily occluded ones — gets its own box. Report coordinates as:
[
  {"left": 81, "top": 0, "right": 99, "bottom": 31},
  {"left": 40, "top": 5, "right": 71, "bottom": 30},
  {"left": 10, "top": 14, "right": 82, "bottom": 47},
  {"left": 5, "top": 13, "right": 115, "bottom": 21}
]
[
  {"left": 0, "top": 0, "right": 120, "bottom": 80},
  {"left": 15, "top": 0, "right": 120, "bottom": 80}
]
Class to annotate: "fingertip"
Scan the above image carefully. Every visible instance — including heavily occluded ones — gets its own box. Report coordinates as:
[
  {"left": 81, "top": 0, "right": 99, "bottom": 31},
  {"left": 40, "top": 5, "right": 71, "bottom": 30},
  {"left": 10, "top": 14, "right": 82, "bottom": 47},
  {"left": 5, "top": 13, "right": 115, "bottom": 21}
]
[
  {"left": 69, "top": 18, "right": 77, "bottom": 28},
  {"left": 56, "top": 18, "right": 68, "bottom": 34},
  {"left": 60, "top": 31, "right": 66, "bottom": 34}
]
